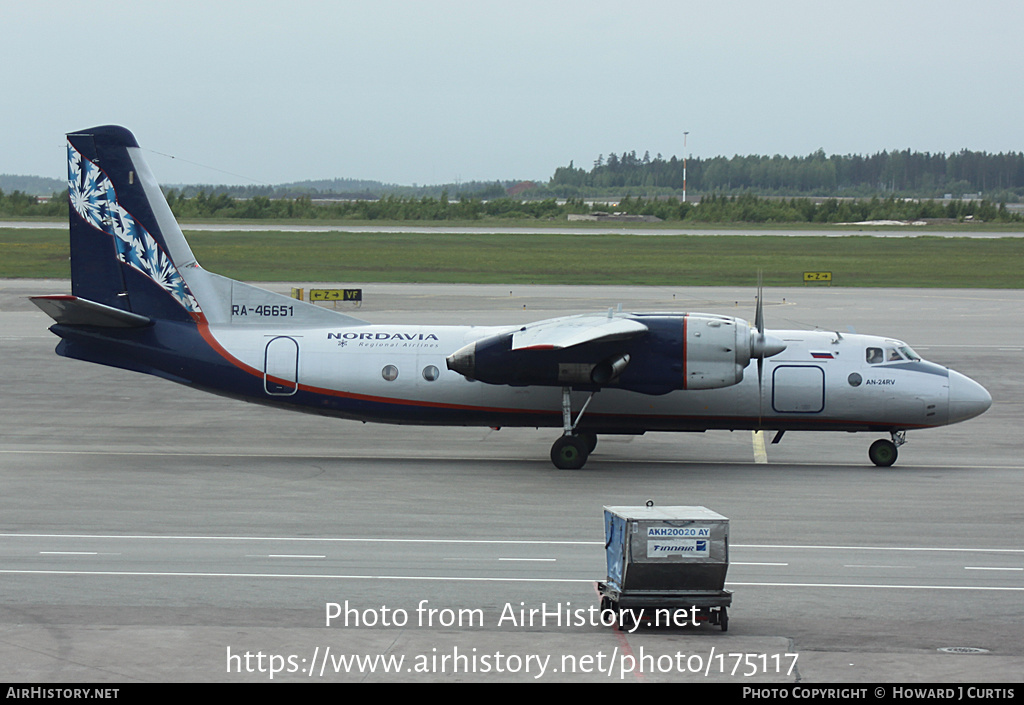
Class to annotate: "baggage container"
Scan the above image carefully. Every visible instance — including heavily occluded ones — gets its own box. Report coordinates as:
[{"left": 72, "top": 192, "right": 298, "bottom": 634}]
[{"left": 599, "top": 504, "right": 732, "bottom": 631}]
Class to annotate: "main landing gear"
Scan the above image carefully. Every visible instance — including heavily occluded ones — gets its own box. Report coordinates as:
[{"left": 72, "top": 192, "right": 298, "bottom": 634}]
[
  {"left": 869, "top": 430, "right": 906, "bottom": 467},
  {"left": 550, "top": 388, "right": 598, "bottom": 470}
]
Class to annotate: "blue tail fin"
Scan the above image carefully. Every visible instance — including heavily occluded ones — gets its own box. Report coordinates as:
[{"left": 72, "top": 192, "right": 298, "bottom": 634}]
[
  {"left": 66, "top": 125, "right": 201, "bottom": 323},
  {"left": 60, "top": 125, "right": 365, "bottom": 330}
]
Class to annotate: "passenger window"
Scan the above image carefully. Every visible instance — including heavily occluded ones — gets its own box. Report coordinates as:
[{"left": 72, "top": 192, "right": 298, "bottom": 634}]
[
  {"left": 382, "top": 365, "right": 399, "bottom": 381},
  {"left": 866, "top": 347, "right": 883, "bottom": 364}
]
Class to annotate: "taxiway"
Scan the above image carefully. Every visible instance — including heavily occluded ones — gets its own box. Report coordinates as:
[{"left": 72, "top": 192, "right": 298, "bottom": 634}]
[{"left": 1, "top": 280, "right": 1021, "bottom": 682}]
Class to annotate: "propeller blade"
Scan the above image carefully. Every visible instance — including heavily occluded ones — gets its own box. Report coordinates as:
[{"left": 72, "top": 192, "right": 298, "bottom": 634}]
[
  {"left": 755, "top": 270, "right": 764, "bottom": 334},
  {"left": 751, "top": 271, "right": 779, "bottom": 430},
  {"left": 756, "top": 273, "right": 764, "bottom": 428},
  {"left": 749, "top": 271, "right": 786, "bottom": 362},
  {"left": 758, "top": 355, "right": 764, "bottom": 429},
  {"left": 749, "top": 281, "right": 788, "bottom": 430}
]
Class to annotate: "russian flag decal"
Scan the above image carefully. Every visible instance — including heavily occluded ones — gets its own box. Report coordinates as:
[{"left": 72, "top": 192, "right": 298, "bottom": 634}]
[{"left": 810, "top": 351, "right": 834, "bottom": 359}]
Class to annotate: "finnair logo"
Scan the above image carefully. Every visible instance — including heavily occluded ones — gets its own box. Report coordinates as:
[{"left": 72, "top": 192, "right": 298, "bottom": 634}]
[{"left": 647, "top": 539, "right": 709, "bottom": 557}]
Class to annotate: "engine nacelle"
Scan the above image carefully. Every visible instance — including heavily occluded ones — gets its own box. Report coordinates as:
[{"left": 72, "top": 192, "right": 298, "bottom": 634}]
[
  {"left": 682, "top": 314, "right": 752, "bottom": 390},
  {"left": 445, "top": 313, "right": 785, "bottom": 395}
]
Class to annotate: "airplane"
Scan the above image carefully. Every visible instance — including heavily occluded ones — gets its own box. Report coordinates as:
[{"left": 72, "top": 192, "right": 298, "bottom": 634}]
[{"left": 32, "top": 125, "right": 992, "bottom": 470}]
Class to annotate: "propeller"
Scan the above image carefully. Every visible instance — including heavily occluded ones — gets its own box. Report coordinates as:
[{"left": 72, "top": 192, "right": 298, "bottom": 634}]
[{"left": 749, "top": 272, "right": 787, "bottom": 428}]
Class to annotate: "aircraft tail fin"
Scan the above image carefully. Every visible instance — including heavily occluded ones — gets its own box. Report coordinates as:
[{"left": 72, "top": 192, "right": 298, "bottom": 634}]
[
  {"left": 66, "top": 126, "right": 205, "bottom": 323},
  {"left": 63, "top": 126, "right": 365, "bottom": 328}
]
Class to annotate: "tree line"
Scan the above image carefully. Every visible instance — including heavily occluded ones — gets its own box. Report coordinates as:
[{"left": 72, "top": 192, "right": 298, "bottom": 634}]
[
  {"left": 0, "top": 189, "right": 66, "bottom": 217},
  {"left": 158, "top": 191, "right": 1024, "bottom": 223},
  {"left": 2, "top": 188, "right": 1020, "bottom": 223},
  {"left": 546, "top": 149, "right": 1024, "bottom": 201},
  {"left": 163, "top": 190, "right": 566, "bottom": 220},
  {"left": 156, "top": 191, "right": 1024, "bottom": 224},
  {"left": 613, "top": 193, "right": 1018, "bottom": 223}
]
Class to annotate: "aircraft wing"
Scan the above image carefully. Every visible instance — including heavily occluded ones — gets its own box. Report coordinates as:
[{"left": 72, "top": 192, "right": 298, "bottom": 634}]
[{"left": 511, "top": 314, "right": 648, "bottom": 350}]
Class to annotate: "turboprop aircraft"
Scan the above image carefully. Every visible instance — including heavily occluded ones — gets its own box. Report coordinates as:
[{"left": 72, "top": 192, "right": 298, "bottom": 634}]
[{"left": 32, "top": 126, "right": 992, "bottom": 469}]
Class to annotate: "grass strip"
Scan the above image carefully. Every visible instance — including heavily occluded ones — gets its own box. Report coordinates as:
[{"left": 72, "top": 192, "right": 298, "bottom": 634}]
[{"left": 3, "top": 228, "right": 1023, "bottom": 288}]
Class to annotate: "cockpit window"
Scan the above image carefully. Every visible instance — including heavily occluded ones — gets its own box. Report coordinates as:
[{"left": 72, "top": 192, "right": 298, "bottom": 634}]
[
  {"left": 868, "top": 345, "right": 921, "bottom": 365},
  {"left": 898, "top": 345, "right": 921, "bottom": 361}
]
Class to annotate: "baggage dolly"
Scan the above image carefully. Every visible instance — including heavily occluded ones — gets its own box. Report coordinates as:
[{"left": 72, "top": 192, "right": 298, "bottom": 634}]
[{"left": 597, "top": 582, "right": 732, "bottom": 631}]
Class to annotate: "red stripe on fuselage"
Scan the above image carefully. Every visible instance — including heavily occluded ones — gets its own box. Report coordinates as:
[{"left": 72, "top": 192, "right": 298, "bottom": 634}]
[
  {"left": 196, "top": 322, "right": 556, "bottom": 415},
  {"left": 194, "top": 323, "right": 939, "bottom": 427}
]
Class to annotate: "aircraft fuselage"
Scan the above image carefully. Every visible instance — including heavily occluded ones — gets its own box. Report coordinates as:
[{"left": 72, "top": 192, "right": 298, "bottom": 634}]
[{"left": 148, "top": 320, "right": 985, "bottom": 435}]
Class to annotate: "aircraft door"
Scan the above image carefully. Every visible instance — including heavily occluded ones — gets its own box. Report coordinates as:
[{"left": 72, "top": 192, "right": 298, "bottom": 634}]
[
  {"left": 264, "top": 336, "right": 299, "bottom": 396},
  {"left": 772, "top": 365, "right": 825, "bottom": 413}
]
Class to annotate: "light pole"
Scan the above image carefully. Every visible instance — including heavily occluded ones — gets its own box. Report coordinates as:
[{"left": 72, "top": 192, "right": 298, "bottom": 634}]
[{"left": 683, "top": 131, "right": 689, "bottom": 203}]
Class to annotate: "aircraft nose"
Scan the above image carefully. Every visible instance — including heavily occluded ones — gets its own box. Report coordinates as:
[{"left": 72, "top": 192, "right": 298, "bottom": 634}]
[{"left": 947, "top": 370, "right": 992, "bottom": 423}]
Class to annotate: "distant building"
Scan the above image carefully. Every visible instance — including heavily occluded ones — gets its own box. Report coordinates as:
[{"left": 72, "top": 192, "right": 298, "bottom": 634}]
[{"left": 506, "top": 181, "right": 537, "bottom": 197}]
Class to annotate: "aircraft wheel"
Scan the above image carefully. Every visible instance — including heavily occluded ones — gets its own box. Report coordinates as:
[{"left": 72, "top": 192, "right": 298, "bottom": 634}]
[
  {"left": 576, "top": 431, "right": 598, "bottom": 454},
  {"left": 551, "top": 435, "right": 589, "bottom": 470},
  {"left": 869, "top": 439, "right": 898, "bottom": 467}
]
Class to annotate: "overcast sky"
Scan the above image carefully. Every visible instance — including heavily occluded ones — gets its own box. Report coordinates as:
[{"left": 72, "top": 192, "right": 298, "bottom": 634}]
[{"left": 4, "top": 0, "right": 1022, "bottom": 186}]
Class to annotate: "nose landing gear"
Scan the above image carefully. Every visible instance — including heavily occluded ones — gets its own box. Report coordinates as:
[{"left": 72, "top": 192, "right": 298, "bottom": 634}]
[{"left": 869, "top": 430, "right": 906, "bottom": 467}]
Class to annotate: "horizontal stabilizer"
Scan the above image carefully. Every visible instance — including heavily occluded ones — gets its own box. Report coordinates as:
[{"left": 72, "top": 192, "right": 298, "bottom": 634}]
[
  {"left": 511, "top": 314, "right": 648, "bottom": 351},
  {"left": 30, "top": 295, "right": 151, "bottom": 327}
]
